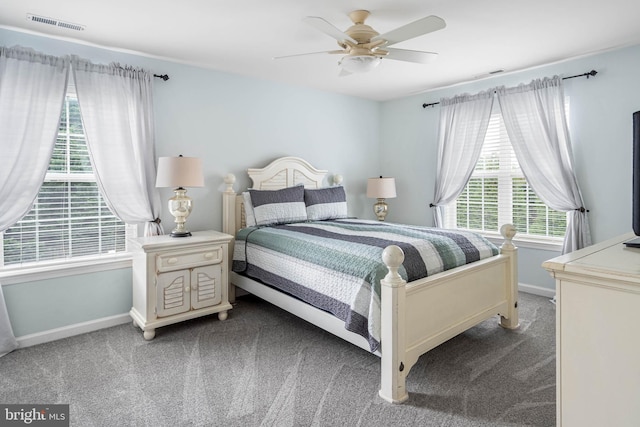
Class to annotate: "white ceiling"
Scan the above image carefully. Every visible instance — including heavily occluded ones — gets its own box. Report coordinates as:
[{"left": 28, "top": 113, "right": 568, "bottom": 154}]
[{"left": 1, "top": 0, "right": 640, "bottom": 101}]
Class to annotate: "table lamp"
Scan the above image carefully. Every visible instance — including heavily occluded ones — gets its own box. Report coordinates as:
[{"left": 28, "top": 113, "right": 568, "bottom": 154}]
[
  {"left": 366, "top": 176, "right": 396, "bottom": 221},
  {"left": 156, "top": 155, "right": 204, "bottom": 237}
]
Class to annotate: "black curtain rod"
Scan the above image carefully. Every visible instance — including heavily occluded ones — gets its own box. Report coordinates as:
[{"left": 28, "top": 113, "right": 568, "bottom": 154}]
[
  {"left": 422, "top": 69, "right": 598, "bottom": 108},
  {"left": 112, "top": 64, "right": 169, "bottom": 81}
]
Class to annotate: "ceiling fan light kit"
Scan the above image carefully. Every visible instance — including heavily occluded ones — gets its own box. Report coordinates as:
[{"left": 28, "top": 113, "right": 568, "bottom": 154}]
[
  {"left": 278, "top": 10, "right": 446, "bottom": 75},
  {"left": 339, "top": 55, "right": 381, "bottom": 73}
]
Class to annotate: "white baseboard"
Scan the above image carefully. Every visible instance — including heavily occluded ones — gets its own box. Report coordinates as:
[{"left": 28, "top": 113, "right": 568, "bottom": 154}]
[
  {"left": 518, "top": 282, "right": 555, "bottom": 299},
  {"left": 16, "top": 313, "right": 131, "bottom": 349},
  {"left": 13, "top": 282, "right": 554, "bottom": 349}
]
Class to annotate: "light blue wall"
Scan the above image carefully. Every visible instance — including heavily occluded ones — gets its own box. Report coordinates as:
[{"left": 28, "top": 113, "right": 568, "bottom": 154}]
[
  {"left": 3, "top": 26, "right": 639, "bottom": 336},
  {"left": 380, "top": 44, "right": 640, "bottom": 290},
  {"left": 1, "top": 28, "right": 380, "bottom": 336},
  {"left": 4, "top": 269, "right": 131, "bottom": 337}
]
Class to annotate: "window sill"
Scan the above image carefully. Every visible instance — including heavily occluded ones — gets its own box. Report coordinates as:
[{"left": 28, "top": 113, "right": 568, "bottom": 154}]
[
  {"left": 483, "top": 232, "right": 563, "bottom": 252},
  {"left": 0, "top": 253, "right": 132, "bottom": 286}
]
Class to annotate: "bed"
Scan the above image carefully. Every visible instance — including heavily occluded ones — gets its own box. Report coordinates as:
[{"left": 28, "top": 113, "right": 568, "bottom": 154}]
[{"left": 222, "top": 156, "right": 519, "bottom": 404}]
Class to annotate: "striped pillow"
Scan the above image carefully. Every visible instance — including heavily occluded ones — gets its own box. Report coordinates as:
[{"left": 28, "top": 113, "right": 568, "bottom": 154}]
[
  {"left": 304, "top": 186, "right": 348, "bottom": 221},
  {"left": 249, "top": 185, "right": 307, "bottom": 226}
]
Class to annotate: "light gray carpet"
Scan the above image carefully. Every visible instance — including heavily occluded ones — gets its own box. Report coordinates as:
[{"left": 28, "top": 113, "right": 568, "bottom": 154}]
[{"left": 0, "top": 292, "right": 555, "bottom": 426}]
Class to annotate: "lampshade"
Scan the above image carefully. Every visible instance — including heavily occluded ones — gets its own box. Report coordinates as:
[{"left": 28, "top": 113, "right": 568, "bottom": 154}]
[
  {"left": 367, "top": 177, "right": 397, "bottom": 199},
  {"left": 156, "top": 156, "right": 204, "bottom": 188},
  {"left": 339, "top": 55, "right": 381, "bottom": 74}
]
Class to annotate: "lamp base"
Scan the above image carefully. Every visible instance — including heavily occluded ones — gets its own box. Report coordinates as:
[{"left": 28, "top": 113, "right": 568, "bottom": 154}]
[
  {"left": 168, "top": 187, "right": 193, "bottom": 238},
  {"left": 373, "top": 198, "right": 389, "bottom": 221}
]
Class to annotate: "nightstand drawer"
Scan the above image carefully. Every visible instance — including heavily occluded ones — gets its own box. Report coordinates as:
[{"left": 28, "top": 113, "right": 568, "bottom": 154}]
[{"left": 156, "top": 246, "right": 223, "bottom": 272}]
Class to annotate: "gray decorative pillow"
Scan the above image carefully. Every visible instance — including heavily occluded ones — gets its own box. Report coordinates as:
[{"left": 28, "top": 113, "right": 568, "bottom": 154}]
[
  {"left": 304, "top": 186, "right": 348, "bottom": 221},
  {"left": 249, "top": 185, "right": 307, "bottom": 226}
]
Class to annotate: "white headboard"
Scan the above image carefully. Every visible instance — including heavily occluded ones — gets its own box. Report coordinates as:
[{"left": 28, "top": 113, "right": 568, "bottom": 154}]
[
  {"left": 247, "top": 156, "right": 328, "bottom": 190},
  {"left": 222, "top": 156, "right": 340, "bottom": 237}
]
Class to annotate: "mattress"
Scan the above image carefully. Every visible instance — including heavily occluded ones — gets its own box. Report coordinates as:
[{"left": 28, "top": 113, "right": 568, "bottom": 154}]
[{"left": 232, "top": 219, "right": 499, "bottom": 352}]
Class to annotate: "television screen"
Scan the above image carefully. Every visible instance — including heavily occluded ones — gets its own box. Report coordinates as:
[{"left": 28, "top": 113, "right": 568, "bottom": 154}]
[
  {"left": 634, "top": 111, "right": 640, "bottom": 235},
  {"left": 625, "top": 111, "right": 640, "bottom": 247}
]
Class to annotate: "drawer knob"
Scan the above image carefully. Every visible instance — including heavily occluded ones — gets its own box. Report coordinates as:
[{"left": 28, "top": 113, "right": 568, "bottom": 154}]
[
  {"left": 204, "top": 252, "right": 215, "bottom": 259},
  {"left": 167, "top": 257, "right": 178, "bottom": 265},
  {"left": 185, "top": 286, "right": 190, "bottom": 292}
]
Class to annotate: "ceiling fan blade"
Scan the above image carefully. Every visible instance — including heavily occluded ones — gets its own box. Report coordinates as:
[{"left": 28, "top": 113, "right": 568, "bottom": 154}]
[
  {"left": 384, "top": 48, "right": 438, "bottom": 64},
  {"left": 372, "top": 15, "right": 446, "bottom": 46},
  {"left": 273, "top": 50, "right": 346, "bottom": 60},
  {"left": 303, "top": 16, "right": 357, "bottom": 44}
]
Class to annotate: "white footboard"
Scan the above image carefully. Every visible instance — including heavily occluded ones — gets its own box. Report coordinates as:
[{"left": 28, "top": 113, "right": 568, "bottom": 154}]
[{"left": 378, "top": 226, "right": 519, "bottom": 403}]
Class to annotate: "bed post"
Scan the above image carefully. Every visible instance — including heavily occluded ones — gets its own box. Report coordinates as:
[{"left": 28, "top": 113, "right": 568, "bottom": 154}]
[
  {"left": 499, "top": 224, "right": 519, "bottom": 329},
  {"left": 222, "top": 173, "right": 237, "bottom": 237},
  {"left": 223, "top": 174, "right": 237, "bottom": 301},
  {"left": 378, "top": 245, "right": 409, "bottom": 404}
]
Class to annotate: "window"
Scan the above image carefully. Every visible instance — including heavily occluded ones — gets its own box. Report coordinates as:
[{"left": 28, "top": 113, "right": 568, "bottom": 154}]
[
  {"left": 443, "top": 104, "right": 566, "bottom": 244},
  {"left": 0, "top": 87, "right": 135, "bottom": 268}
]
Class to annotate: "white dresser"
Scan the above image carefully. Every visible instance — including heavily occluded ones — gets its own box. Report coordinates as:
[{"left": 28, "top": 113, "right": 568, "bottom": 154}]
[
  {"left": 129, "top": 230, "right": 233, "bottom": 340},
  {"left": 543, "top": 233, "right": 640, "bottom": 427}
]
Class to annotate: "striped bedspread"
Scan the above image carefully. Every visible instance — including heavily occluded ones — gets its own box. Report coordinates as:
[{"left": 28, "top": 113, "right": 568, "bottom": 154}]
[{"left": 232, "top": 219, "right": 499, "bottom": 352}]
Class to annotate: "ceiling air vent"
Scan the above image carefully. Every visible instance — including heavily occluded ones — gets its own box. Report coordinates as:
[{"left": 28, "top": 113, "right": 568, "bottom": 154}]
[
  {"left": 26, "top": 14, "right": 85, "bottom": 31},
  {"left": 472, "top": 69, "right": 506, "bottom": 80}
]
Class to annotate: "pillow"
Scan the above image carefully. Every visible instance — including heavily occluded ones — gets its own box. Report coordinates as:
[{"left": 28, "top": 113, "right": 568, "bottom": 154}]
[
  {"left": 242, "top": 192, "right": 257, "bottom": 227},
  {"left": 249, "top": 185, "right": 307, "bottom": 226},
  {"left": 304, "top": 186, "right": 348, "bottom": 221}
]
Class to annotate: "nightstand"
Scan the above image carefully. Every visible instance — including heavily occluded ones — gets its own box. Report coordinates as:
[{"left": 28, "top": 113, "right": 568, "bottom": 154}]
[{"left": 129, "top": 230, "right": 233, "bottom": 340}]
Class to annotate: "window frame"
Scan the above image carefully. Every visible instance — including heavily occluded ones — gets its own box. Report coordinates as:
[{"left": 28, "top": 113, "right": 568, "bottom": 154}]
[
  {"left": 442, "top": 103, "right": 566, "bottom": 252},
  {"left": 0, "top": 85, "right": 138, "bottom": 281}
]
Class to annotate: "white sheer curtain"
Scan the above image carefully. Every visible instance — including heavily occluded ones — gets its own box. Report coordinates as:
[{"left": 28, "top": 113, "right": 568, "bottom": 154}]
[
  {"left": 0, "top": 285, "right": 17, "bottom": 357},
  {"left": 0, "top": 46, "right": 70, "bottom": 356},
  {"left": 496, "top": 77, "right": 591, "bottom": 253},
  {"left": 0, "top": 47, "right": 69, "bottom": 230},
  {"left": 431, "top": 90, "right": 495, "bottom": 227},
  {"left": 71, "top": 58, "right": 163, "bottom": 236}
]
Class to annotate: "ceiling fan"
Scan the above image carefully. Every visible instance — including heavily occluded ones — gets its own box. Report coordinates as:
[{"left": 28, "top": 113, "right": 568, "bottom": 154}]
[{"left": 275, "top": 10, "right": 446, "bottom": 74}]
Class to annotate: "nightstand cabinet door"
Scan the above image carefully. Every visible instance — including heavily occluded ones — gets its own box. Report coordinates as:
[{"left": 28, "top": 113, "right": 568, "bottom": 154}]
[
  {"left": 156, "top": 270, "right": 191, "bottom": 317},
  {"left": 191, "top": 264, "right": 222, "bottom": 310}
]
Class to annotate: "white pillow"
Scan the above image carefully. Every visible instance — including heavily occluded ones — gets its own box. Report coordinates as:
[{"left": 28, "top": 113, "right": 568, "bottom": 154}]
[{"left": 242, "top": 192, "right": 257, "bottom": 227}]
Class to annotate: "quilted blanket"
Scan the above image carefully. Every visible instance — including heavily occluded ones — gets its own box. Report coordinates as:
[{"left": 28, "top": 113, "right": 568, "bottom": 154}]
[{"left": 232, "top": 219, "right": 499, "bottom": 352}]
